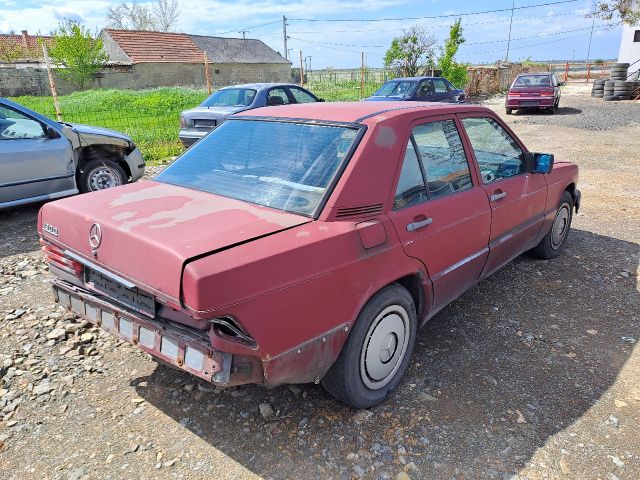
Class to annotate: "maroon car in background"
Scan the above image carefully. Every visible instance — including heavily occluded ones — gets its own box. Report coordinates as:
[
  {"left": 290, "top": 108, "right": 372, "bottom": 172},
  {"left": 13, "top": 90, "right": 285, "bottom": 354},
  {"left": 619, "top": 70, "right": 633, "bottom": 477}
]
[
  {"left": 38, "top": 102, "right": 580, "bottom": 408},
  {"left": 505, "top": 73, "right": 563, "bottom": 115}
]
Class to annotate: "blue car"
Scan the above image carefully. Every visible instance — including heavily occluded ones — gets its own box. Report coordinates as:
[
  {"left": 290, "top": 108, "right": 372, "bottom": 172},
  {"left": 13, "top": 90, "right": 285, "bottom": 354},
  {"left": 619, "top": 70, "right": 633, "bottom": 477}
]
[{"left": 366, "top": 77, "right": 465, "bottom": 103}]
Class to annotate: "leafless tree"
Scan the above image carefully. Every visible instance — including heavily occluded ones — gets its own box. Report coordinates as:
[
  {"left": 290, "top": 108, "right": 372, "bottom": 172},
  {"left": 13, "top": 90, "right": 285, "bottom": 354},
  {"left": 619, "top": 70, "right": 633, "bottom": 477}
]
[{"left": 106, "top": 0, "right": 179, "bottom": 32}]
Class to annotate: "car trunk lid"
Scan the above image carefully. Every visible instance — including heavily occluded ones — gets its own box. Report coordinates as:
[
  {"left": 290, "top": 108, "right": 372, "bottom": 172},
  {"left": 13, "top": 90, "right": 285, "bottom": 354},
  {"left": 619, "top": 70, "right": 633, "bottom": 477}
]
[{"left": 39, "top": 180, "right": 310, "bottom": 303}]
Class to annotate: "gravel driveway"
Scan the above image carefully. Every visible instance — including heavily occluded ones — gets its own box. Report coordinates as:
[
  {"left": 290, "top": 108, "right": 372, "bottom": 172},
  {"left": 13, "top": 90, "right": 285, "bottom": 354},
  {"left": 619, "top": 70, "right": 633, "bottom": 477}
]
[{"left": 1, "top": 86, "right": 638, "bottom": 480}]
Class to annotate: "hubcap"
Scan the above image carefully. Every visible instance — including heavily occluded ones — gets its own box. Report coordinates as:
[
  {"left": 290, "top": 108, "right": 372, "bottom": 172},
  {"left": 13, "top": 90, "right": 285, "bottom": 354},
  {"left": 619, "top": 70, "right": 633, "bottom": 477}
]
[
  {"left": 89, "top": 166, "right": 121, "bottom": 191},
  {"left": 360, "top": 305, "right": 410, "bottom": 390},
  {"left": 551, "top": 203, "right": 571, "bottom": 249}
]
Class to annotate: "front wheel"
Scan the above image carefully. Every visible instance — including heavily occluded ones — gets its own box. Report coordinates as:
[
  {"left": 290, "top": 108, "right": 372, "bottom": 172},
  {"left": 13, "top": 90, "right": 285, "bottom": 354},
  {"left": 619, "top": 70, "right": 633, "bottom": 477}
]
[
  {"left": 530, "top": 191, "right": 573, "bottom": 259},
  {"left": 78, "top": 158, "right": 127, "bottom": 193},
  {"left": 321, "top": 284, "right": 417, "bottom": 408}
]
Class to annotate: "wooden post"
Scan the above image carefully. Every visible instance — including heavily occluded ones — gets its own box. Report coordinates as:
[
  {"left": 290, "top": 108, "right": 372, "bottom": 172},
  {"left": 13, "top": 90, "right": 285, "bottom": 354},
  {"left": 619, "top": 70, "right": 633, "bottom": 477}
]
[
  {"left": 360, "top": 52, "right": 365, "bottom": 99},
  {"left": 564, "top": 62, "right": 569, "bottom": 83},
  {"left": 41, "top": 41, "right": 62, "bottom": 122},
  {"left": 586, "top": 63, "right": 591, "bottom": 83},
  {"left": 299, "top": 50, "right": 304, "bottom": 86},
  {"left": 204, "top": 52, "right": 212, "bottom": 94}
]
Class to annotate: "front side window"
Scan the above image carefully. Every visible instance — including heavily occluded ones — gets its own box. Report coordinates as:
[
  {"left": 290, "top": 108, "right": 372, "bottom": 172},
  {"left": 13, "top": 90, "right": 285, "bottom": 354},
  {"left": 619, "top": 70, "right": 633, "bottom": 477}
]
[
  {"left": 416, "top": 80, "right": 434, "bottom": 98},
  {"left": 461, "top": 117, "right": 524, "bottom": 183},
  {"left": 412, "top": 120, "right": 472, "bottom": 199},
  {"left": 156, "top": 120, "right": 359, "bottom": 216},
  {"left": 267, "top": 88, "right": 291, "bottom": 106},
  {"left": 289, "top": 87, "right": 317, "bottom": 103},
  {"left": 201, "top": 88, "right": 256, "bottom": 107},
  {"left": 394, "top": 140, "right": 428, "bottom": 209},
  {"left": 0, "top": 105, "right": 46, "bottom": 140}
]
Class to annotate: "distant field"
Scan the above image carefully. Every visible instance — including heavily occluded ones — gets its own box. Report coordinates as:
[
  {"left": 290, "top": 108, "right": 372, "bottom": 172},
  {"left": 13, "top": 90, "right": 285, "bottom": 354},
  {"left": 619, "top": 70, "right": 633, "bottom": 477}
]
[{"left": 9, "top": 83, "right": 383, "bottom": 164}]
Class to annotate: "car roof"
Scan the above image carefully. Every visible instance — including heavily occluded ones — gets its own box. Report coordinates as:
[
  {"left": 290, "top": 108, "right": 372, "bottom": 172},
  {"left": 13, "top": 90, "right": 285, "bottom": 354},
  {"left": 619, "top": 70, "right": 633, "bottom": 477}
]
[
  {"left": 219, "top": 83, "right": 305, "bottom": 90},
  {"left": 235, "top": 101, "right": 491, "bottom": 125},
  {"left": 384, "top": 77, "right": 446, "bottom": 82},
  {"left": 516, "top": 73, "right": 551, "bottom": 77}
]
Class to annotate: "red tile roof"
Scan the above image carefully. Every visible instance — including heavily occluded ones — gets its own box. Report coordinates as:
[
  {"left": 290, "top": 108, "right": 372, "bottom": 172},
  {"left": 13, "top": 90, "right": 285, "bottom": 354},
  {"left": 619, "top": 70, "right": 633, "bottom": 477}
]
[
  {"left": 0, "top": 33, "right": 53, "bottom": 60},
  {"left": 104, "top": 29, "right": 204, "bottom": 63}
]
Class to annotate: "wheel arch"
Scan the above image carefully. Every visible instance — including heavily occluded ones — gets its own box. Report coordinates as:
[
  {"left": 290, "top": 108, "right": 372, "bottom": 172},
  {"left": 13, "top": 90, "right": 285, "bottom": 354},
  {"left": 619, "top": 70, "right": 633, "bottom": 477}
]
[{"left": 76, "top": 144, "right": 132, "bottom": 180}]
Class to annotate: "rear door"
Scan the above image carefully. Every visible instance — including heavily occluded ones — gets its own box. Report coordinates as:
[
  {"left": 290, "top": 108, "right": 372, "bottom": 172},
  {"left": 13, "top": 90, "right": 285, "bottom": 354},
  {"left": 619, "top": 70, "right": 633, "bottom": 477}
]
[
  {"left": 0, "top": 103, "right": 75, "bottom": 204},
  {"left": 388, "top": 115, "right": 491, "bottom": 312},
  {"left": 287, "top": 86, "right": 319, "bottom": 103},
  {"left": 459, "top": 114, "right": 547, "bottom": 277},
  {"left": 431, "top": 78, "right": 450, "bottom": 103}
]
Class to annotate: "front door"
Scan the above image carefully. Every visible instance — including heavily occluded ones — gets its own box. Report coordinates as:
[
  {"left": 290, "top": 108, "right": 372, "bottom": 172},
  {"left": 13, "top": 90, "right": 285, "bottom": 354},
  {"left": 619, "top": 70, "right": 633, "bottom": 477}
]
[
  {"left": 388, "top": 116, "right": 491, "bottom": 312},
  {"left": 459, "top": 115, "right": 547, "bottom": 277},
  {"left": 0, "top": 103, "right": 75, "bottom": 204}
]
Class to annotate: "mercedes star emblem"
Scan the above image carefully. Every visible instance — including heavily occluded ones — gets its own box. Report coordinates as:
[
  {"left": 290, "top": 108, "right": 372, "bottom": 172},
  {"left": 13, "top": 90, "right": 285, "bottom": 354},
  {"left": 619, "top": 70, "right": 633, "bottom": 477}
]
[{"left": 89, "top": 223, "right": 102, "bottom": 250}]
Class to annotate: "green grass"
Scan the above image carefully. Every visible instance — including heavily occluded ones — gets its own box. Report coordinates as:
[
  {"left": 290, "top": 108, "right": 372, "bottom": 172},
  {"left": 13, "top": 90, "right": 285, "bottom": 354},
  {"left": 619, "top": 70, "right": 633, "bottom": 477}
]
[
  {"left": 8, "top": 83, "right": 383, "bottom": 164},
  {"left": 9, "top": 87, "right": 209, "bottom": 164}
]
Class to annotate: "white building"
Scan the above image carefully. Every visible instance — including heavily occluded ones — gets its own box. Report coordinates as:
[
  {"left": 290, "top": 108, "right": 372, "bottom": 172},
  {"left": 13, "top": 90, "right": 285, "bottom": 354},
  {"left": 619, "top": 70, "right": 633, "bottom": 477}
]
[{"left": 617, "top": 7, "right": 640, "bottom": 67}]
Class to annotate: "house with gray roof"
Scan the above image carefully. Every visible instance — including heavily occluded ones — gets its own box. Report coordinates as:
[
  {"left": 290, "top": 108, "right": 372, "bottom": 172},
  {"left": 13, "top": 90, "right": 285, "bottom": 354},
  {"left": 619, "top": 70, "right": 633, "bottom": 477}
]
[{"left": 98, "top": 29, "right": 291, "bottom": 88}]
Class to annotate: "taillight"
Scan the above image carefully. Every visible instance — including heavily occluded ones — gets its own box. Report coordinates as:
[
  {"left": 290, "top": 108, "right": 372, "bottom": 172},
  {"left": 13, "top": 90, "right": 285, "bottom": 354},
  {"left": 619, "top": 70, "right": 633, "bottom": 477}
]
[
  {"left": 40, "top": 239, "right": 83, "bottom": 277},
  {"left": 508, "top": 92, "right": 520, "bottom": 96},
  {"left": 540, "top": 90, "right": 554, "bottom": 96}
]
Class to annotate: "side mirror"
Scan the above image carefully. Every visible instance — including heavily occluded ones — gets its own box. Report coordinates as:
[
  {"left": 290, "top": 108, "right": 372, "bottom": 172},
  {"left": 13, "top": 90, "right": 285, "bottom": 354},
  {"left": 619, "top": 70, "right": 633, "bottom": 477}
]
[
  {"left": 317, "top": 98, "right": 325, "bottom": 102},
  {"left": 532, "top": 153, "right": 554, "bottom": 174},
  {"left": 557, "top": 81, "right": 566, "bottom": 86},
  {"left": 46, "top": 125, "right": 60, "bottom": 139}
]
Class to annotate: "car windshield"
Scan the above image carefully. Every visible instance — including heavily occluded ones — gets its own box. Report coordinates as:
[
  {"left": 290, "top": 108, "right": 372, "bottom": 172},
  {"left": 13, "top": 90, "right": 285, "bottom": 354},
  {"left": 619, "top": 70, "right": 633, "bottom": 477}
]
[
  {"left": 513, "top": 75, "right": 551, "bottom": 87},
  {"left": 201, "top": 88, "right": 257, "bottom": 107},
  {"left": 373, "top": 81, "right": 416, "bottom": 97},
  {"left": 156, "top": 119, "right": 360, "bottom": 216}
]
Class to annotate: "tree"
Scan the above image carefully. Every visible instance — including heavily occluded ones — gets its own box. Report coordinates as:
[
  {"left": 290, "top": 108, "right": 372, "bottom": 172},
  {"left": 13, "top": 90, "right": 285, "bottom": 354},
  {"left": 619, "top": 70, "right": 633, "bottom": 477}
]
[
  {"left": 592, "top": 1, "right": 640, "bottom": 25},
  {"left": 437, "top": 19, "right": 468, "bottom": 88},
  {"left": 107, "top": 0, "right": 179, "bottom": 32},
  {"left": 384, "top": 26, "right": 437, "bottom": 76},
  {"left": 48, "top": 20, "right": 109, "bottom": 90}
]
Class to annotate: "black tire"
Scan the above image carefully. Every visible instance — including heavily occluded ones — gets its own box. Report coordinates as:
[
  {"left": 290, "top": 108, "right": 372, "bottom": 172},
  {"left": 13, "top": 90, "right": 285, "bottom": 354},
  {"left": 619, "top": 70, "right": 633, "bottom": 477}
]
[
  {"left": 321, "top": 284, "right": 417, "bottom": 408},
  {"left": 530, "top": 191, "right": 573, "bottom": 260},
  {"left": 505, "top": 108, "right": 513, "bottom": 115},
  {"left": 603, "top": 95, "right": 617, "bottom": 101},
  {"left": 78, "top": 158, "right": 128, "bottom": 194}
]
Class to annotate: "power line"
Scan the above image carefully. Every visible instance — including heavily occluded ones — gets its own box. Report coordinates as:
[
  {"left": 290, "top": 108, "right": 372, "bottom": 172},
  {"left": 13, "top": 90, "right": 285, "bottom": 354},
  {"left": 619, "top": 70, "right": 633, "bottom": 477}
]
[
  {"left": 289, "top": 0, "right": 579, "bottom": 22},
  {"left": 464, "top": 24, "right": 605, "bottom": 46},
  {"left": 214, "top": 20, "right": 280, "bottom": 36},
  {"left": 288, "top": 36, "right": 386, "bottom": 48}
]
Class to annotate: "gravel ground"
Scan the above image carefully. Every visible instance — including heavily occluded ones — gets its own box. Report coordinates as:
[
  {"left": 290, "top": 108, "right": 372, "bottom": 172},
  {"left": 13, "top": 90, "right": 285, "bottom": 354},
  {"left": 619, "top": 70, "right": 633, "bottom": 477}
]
[
  {"left": 0, "top": 86, "right": 639, "bottom": 480},
  {"left": 480, "top": 83, "right": 640, "bottom": 131}
]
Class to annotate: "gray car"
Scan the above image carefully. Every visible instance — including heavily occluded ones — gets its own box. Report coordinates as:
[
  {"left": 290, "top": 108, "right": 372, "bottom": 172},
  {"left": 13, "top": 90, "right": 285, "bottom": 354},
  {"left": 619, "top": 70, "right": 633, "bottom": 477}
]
[
  {"left": 179, "top": 83, "right": 322, "bottom": 147},
  {"left": 0, "top": 98, "right": 145, "bottom": 209}
]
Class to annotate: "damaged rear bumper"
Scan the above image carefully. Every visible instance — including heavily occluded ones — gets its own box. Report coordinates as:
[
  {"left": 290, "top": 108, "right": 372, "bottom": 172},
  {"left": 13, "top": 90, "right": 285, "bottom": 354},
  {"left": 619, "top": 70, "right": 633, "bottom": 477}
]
[{"left": 52, "top": 279, "right": 229, "bottom": 383}]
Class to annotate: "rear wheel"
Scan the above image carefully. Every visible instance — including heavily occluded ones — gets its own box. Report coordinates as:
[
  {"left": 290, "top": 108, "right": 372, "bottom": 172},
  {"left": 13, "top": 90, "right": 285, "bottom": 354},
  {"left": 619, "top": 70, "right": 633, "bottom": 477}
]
[
  {"left": 322, "top": 284, "right": 417, "bottom": 408},
  {"left": 505, "top": 108, "right": 513, "bottom": 115},
  {"left": 530, "top": 191, "right": 573, "bottom": 259}
]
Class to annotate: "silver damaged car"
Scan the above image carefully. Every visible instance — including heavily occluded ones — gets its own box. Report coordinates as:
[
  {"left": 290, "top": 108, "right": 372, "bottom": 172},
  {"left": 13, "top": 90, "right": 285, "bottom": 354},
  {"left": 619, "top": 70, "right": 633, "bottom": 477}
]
[{"left": 0, "top": 98, "right": 145, "bottom": 209}]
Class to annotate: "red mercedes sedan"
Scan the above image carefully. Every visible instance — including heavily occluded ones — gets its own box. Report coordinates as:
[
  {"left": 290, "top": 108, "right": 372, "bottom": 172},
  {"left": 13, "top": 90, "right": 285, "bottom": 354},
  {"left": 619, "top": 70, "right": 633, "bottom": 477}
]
[
  {"left": 38, "top": 101, "right": 580, "bottom": 408},
  {"left": 505, "top": 73, "right": 563, "bottom": 115}
]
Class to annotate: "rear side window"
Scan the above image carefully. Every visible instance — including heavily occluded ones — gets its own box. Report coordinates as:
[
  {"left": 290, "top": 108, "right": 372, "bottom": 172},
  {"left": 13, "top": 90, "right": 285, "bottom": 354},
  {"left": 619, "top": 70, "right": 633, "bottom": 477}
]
[
  {"left": 394, "top": 140, "right": 428, "bottom": 209},
  {"left": 461, "top": 117, "right": 524, "bottom": 183},
  {"left": 267, "top": 88, "right": 291, "bottom": 106},
  {"left": 432, "top": 79, "right": 449, "bottom": 93},
  {"left": 412, "top": 120, "right": 472, "bottom": 199}
]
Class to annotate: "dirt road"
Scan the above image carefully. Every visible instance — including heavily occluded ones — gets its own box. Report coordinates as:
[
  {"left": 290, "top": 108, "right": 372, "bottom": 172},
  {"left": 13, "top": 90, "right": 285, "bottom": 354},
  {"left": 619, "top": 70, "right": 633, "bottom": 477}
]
[{"left": 1, "top": 86, "right": 638, "bottom": 480}]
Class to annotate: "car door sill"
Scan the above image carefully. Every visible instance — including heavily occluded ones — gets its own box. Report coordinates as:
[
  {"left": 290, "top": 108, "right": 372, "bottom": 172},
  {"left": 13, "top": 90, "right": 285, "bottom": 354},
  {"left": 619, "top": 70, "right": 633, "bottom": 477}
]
[{"left": 0, "top": 188, "right": 79, "bottom": 209}]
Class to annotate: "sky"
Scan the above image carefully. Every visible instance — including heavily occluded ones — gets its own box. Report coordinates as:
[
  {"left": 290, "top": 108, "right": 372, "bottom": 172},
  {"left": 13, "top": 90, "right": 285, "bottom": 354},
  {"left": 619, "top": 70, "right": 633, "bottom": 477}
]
[{"left": 0, "top": 0, "right": 626, "bottom": 68}]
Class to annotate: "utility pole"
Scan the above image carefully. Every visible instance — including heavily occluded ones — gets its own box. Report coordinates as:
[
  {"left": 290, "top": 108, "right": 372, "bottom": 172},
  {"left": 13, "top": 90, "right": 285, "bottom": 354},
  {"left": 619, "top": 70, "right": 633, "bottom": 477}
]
[
  {"left": 41, "top": 42, "right": 62, "bottom": 122},
  {"left": 585, "top": 11, "right": 595, "bottom": 65},
  {"left": 299, "top": 50, "right": 304, "bottom": 86},
  {"left": 505, "top": 0, "right": 515, "bottom": 62},
  {"left": 282, "top": 15, "right": 288, "bottom": 60},
  {"left": 239, "top": 30, "right": 248, "bottom": 39}
]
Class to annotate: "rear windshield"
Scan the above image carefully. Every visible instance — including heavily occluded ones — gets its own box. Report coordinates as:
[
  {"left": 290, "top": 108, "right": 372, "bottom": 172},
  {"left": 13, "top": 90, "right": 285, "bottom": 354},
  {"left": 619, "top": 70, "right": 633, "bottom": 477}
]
[
  {"left": 156, "top": 119, "right": 359, "bottom": 216},
  {"left": 373, "top": 81, "right": 416, "bottom": 97},
  {"left": 513, "top": 75, "right": 551, "bottom": 87},
  {"left": 201, "top": 88, "right": 257, "bottom": 107}
]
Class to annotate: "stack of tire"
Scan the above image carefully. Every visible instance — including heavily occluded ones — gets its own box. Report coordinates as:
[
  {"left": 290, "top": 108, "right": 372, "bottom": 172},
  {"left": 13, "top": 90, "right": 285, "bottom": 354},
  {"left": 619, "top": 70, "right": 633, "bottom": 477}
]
[
  {"left": 591, "top": 79, "right": 606, "bottom": 97},
  {"left": 603, "top": 63, "right": 636, "bottom": 101}
]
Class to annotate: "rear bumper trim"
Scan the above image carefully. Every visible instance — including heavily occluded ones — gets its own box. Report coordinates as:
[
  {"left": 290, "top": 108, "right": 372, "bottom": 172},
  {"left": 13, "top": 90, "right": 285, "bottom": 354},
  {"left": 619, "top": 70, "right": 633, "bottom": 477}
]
[{"left": 52, "top": 279, "right": 224, "bottom": 382}]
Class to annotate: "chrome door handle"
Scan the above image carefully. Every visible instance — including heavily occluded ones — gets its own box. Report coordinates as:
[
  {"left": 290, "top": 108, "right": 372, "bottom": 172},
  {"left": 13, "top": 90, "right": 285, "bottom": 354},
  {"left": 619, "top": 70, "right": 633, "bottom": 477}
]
[
  {"left": 406, "top": 217, "right": 433, "bottom": 232},
  {"left": 490, "top": 192, "right": 507, "bottom": 201}
]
